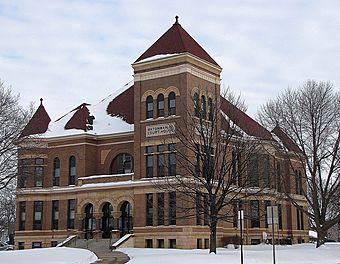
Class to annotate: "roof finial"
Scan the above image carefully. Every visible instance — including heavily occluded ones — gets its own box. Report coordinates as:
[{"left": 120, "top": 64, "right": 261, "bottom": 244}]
[
  {"left": 175, "top": 15, "right": 179, "bottom": 24},
  {"left": 40, "top": 98, "right": 43, "bottom": 105}
]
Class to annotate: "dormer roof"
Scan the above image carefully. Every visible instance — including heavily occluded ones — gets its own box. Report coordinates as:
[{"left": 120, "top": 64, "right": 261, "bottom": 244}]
[{"left": 135, "top": 16, "right": 219, "bottom": 67}]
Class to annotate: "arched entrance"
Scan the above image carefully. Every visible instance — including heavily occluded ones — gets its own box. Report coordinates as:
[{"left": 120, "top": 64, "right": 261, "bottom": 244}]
[
  {"left": 119, "top": 201, "right": 133, "bottom": 237},
  {"left": 84, "top": 203, "right": 95, "bottom": 239},
  {"left": 101, "top": 202, "right": 114, "bottom": 238}
]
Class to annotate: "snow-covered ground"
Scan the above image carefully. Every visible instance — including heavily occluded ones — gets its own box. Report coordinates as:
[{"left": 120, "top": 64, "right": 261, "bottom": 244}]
[
  {"left": 120, "top": 243, "right": 340, "bottom": 264},
  {"left": 0, "top": 247, "right": 98, "bottom": 264}
]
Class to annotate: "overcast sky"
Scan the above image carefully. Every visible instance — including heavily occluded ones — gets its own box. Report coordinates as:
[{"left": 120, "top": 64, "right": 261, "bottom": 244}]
[{"left": 1, "top": 0, "right": 340, "bottom": 119}]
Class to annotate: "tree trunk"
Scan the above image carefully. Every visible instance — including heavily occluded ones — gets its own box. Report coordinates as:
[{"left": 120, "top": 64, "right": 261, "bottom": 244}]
[
  {"left": 316, "top": 228, "right": 326, "bottom": 248},
  {"left": 209, "top": 221, "right": 217, "bottom": 254}
]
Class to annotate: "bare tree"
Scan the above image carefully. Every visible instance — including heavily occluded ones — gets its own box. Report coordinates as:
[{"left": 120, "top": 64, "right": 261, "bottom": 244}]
[
  {"left": 258, "top": 80, "right": 340, "bottom": 247},
  {"left": 0, "top": 181, "right": 16, "bottom": 242},
  {"left": 0, "top": 80, "right": 32, "bottom": 189},
  {"left": 157, "top": 89, "right": 266, "bottom": 253}
]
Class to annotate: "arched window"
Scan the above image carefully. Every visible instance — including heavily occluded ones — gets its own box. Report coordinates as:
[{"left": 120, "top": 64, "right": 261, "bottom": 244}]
[
  {"left": 53, "top": 157, "right": 60, "bottom": 186},
  {"left": 208, "top": 98, "right": 213, "bottom": 121},
  {"left": 110, "top": 153, "right": 133, "bottom": 174},
  {"left": 120, "top": 201, "right": 133, "bottom": 237},
  {"left": 69, "top": 156, "right": 76, "bottom": 185},
  {"left": 194, "top": 93, "right": 199, "bottom": 117},
  {"left": 84, "top": 203, "right": 94, "bottom": 239},
  {"left": 101, "top": 202, "right": 114, "bottom": 238},
  {"left": 146, "top": 96, "right": 153, "bottom": 119},
  {"left": 157, "top": 94, "right": 164, "bottom": 117},
  {"left": 168, "top": 92, "right": 176, "bottom": 116},
  {"left": 201, "top": 95, "right": 206, "bottom": 119}
]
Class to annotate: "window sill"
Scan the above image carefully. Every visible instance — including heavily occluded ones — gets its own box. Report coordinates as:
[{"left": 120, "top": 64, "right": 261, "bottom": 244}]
[{"left": 140, "top": 115, "right": 180, "bottom": 123}]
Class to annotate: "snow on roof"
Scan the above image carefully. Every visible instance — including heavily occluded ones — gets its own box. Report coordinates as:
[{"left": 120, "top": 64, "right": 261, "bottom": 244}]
[
  {"left": 137, "top": 53, "right": 181, "bottom": 63},
  {"left": 44, "top": 82, "right": 134, "bottom": 138}
]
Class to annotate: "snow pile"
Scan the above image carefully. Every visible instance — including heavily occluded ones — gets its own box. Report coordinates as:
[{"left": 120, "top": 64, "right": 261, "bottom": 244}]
[
  {"left": 119, "top": 243, "right": 340, "bottom": 264},
  {"left": 309, "top": 230, "right": 318, "bottom": 238},
  {"left": 0, "top": 247, "right": 98, "bottom": 264}
]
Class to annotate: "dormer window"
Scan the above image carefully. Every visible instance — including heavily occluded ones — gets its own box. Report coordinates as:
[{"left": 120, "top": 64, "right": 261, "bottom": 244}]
[
  {"left": 157, "top": 94, "right": 164, "bottom": 117},
  {"left": 146, "top": 96, "right": 153, "bottom": 119}
]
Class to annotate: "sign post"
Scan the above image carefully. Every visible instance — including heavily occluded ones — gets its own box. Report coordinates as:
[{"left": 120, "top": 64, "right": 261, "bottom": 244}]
[
  {"left": 267, "top": 206, "right": 278, "bottom": 264},
  {"left": 238, "top": 210, "right": 244, "bottom": 264}
]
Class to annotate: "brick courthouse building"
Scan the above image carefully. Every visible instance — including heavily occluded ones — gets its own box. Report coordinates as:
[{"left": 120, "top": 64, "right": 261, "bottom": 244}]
[{"left": 15, "top": 18, "right": 309, "bottom": 249}]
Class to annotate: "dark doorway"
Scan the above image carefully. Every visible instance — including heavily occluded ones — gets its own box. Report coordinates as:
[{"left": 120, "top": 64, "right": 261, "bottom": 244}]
[
  {"left": 120, "top": 201, "right": 133, "bottom": 237},
  {"left": 84, "top": 203, "right": 95, "bottom": 239},
  {"left": 101, "top": 202, "right": 114, "bottom": 238}
]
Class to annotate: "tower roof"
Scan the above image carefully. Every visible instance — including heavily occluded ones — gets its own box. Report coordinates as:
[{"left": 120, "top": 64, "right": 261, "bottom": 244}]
[
  {"left": 20, "top": 98, "right": 51, "bottom": 137},
  {"left": 135, "top": 16, "right": 219, "bottom": 67}
]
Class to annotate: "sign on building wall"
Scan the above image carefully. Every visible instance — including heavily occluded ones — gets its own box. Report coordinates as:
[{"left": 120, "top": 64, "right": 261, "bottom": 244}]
[{"left": 146, "top": 123, "right": 175, "bottom": 137}]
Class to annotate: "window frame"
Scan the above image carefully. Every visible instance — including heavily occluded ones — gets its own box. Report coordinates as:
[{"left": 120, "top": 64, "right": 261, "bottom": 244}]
[
  {"left": 33, "top": 201, "right": 43, "bottom": 230},
  {"left": 168, "top": 92, "right": 176, "bottom": 116},
  {"left": 67, "top": 199, "right": 76, "bottom": 229},
  {"left": 157, "top": 94, "right": 165, "bottom": 117},
  {"left": 53, "top": 157, "right": 60, "bottom": 186},
  {"left": 51, "top": 200, "right": 59, "bottom": 230},
  {"left": 69, "top": 156, "right": 76, "bottom": 185},
  {"left": 146, "top": 95, "right": 153, "bottom": 119}
]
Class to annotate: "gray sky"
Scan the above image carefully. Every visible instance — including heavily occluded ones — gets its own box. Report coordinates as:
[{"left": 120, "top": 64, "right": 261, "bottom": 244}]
[{"left": 1, "top": 0, "right": 340, "bottom": 119}]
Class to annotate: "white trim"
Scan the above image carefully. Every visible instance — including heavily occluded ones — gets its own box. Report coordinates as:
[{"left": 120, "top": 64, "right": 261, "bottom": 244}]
[
  {"left": 45, "top": 131, "right": 134, "bottom": 142},
  {"left": 134, "top": 63, "right": 221, "bottom": 85},
  {"left": 16, "top": 178, "right": 158, "bottom": 195},
  {"left": 48, "top": 140, "right": 134, "bottom": 149},
  {"left": 133, "top": 53, "right": 221, "bottom": 71},
  {"left": 78, "top": 173, "right": 134, "bottom": 180}
]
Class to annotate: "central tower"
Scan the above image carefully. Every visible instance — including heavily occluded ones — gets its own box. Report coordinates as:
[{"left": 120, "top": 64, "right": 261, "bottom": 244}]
[{"left": 132, "top": 17, "right": 222, "bottom": 181}]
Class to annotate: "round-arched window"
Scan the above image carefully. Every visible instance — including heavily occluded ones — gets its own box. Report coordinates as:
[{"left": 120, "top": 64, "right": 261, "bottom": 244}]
[
  {"left": 146, "top": 96, "right": 153, "bottom": 119},
  {"left": 168, "top": 92, "right": 176, "bottom": 116},
  {"left": 110, "top": 153, "right": 133, "bottom": 174},
  {"left": 157, "top": 94, "right": 165, "bottom": 117}
]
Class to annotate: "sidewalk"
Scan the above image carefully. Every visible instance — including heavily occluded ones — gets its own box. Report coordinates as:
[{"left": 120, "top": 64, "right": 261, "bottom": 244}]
[{"left": 94, "top": 250, "right": 129, "bottom": 264}]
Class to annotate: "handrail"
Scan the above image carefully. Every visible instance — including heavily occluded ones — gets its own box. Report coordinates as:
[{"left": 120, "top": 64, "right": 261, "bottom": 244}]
[
  {"left": 56, "top": 235, "right": 77, "bottom": 247},
  {"left": 111, "top": 234, "right": 134, "bottom": 249}
]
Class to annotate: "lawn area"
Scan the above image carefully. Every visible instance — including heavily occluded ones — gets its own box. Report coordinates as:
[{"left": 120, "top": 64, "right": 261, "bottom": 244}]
[
  {"left": 0, "top": 247, "right": 98, "bottom": 264},
  {"left": 119, "top": 243, "right": 340, "bottom": 264}
]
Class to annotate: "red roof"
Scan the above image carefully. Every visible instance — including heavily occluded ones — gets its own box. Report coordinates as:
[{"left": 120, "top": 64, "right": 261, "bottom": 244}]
[
  {"left": 272, "top": 126, "right": 302, "bottom": 153},
  {"left": 135, "top": 17, "right": 219, "bottom": 67},
  {"left": 20, "top": 99, "right": 51, "bottom": 137},
  {"left": 64, "top": 103, "right": 91, "bottom": 131},
  {"left": 107, "top": 85, "right": 134, "bottom": 124},
  {"left": 220, "top": 96, "right": 272, "bottom": 139}
]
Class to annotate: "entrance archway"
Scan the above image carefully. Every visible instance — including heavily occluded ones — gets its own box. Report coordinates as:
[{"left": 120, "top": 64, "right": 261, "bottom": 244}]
[
  {"left": 119, "top": 201, "right": 133, "bottom": 237},
  {"left": 84, "top": 203, "right": 95, "bottom": 239},
  {"left": 101, "top": 202, "right": 114, "bottom": 238}
]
